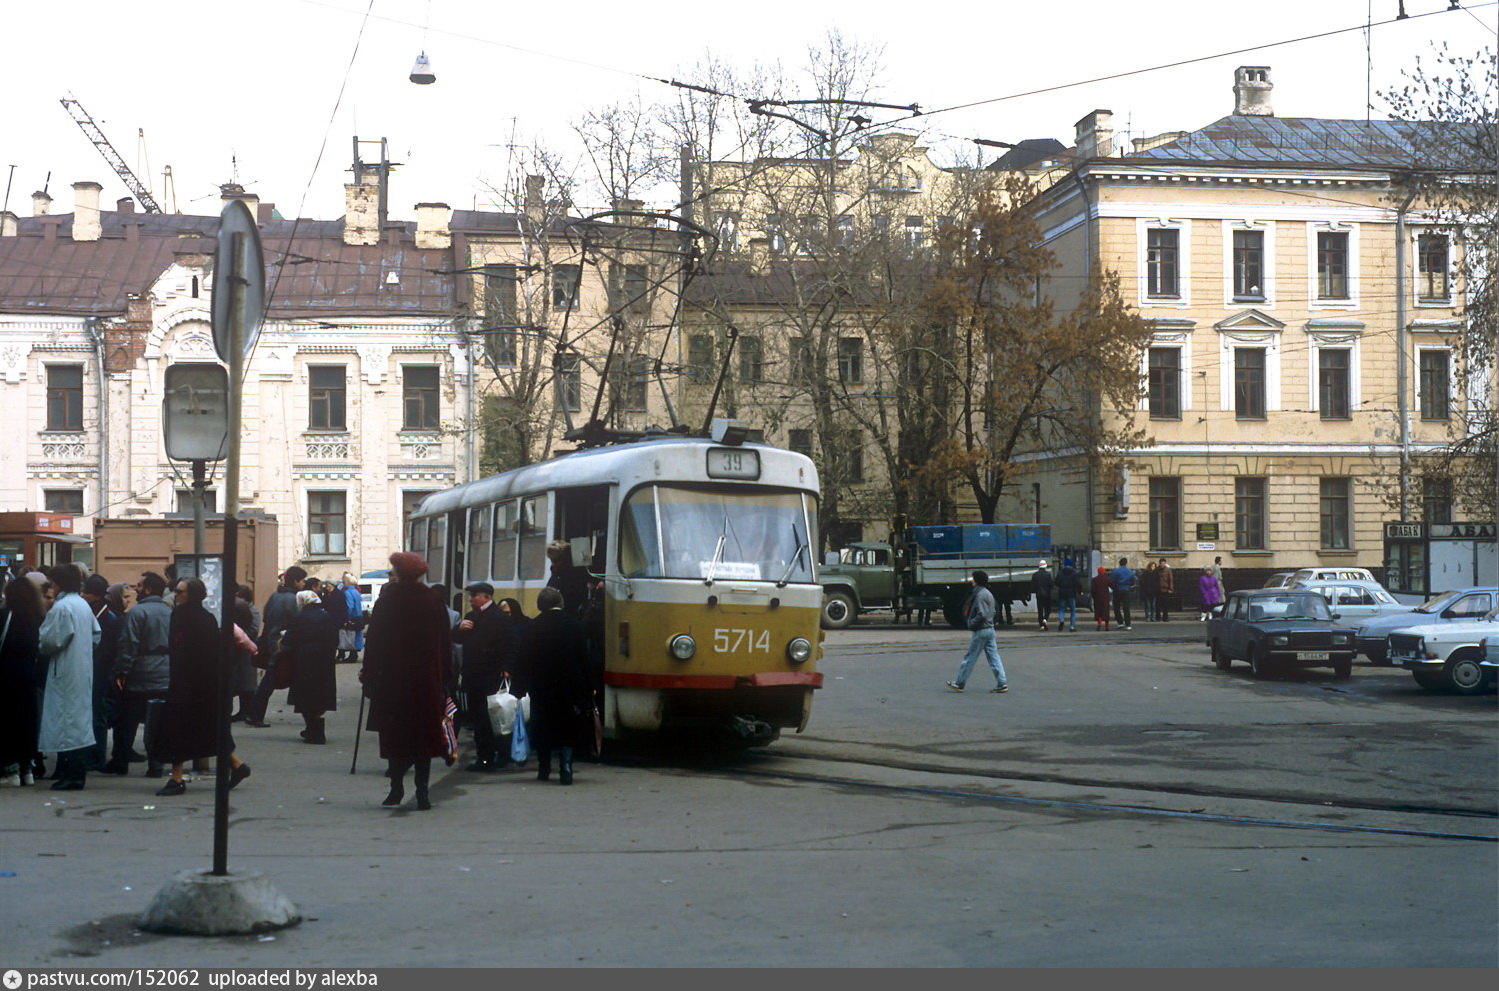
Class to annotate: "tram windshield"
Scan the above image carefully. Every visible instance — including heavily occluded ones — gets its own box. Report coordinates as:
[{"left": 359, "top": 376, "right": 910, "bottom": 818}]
[{"left": 620, "top": 485, "right": 817, "bottom": 583}]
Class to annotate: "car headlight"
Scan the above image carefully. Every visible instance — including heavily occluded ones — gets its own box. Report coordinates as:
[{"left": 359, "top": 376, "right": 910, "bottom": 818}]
[
  {"left": 1269, "top": 635, "right": 1289, "bottom": 647},
  {"left": 1331, "top": 633, "right": 1351, "bottom": 645},
  {"left": 786, "top": 637, "right": 812, "bottom": 664},
  {"left": 669, "top": 634, "right": 696, "bottom": 660}
]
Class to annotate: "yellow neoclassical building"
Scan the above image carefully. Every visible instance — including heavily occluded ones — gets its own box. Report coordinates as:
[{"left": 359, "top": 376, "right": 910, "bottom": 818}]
[{"left": 1003, "top": 67, "right": 1473, "bottom": 593}]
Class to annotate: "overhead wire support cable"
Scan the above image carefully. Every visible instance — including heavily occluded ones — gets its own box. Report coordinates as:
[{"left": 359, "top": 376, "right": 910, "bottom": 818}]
[{"left": 59, "top": 97, "right": 163, "bottom": 213}]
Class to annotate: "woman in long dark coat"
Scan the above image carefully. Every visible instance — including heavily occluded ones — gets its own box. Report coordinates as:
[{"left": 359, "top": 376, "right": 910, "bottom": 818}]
[
  {"left": 0, "top": 576, "right": 45, "bottom": 785},
  {"left": 513, "top": 586, "right": 592, "bottom": 785},
  {"left": 152, "top": 578, "right": 251, "bottom": 797},
  {"left": 360, "top": 552, "right": 452, "bottom": 811},
  {"left": 284, "top": 590, "right": 339, "bottom": 744}
]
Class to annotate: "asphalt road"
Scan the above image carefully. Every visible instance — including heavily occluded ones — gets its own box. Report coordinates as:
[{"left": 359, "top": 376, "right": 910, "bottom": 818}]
[{"left": 1, "top": 619, "right": 1494, "bottom": 969}]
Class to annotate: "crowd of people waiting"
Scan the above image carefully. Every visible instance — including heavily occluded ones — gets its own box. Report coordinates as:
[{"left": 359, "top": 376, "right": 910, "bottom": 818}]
[{"left": 0, "top": 541, "right": 602, "bottom": 814}]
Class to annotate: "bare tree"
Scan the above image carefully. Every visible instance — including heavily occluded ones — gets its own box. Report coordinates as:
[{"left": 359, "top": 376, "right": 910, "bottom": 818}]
[{"left": 1382, "top": 43, "right": 1498, "bottom": 518}]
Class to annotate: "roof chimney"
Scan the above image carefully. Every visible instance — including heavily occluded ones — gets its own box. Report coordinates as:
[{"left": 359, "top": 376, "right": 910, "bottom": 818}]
[
  {"left": 257, "top": 202, "right": 276, "bottom": 225},
  {"left": 1074, "top": 110, "right": 1114, "bottom": 160},
  {"left": 32, "top": 189, "right": 52, "bottom": 217},
  {"left": 117, "top": 197, "right": 135, "bottom": 213},
  {"left": 220, "top": 183, "right": 259, "bottom": 221},
  {"left": 1234, "top": 66, "right": 1274, "bottom": 116},
  {"left": 414, "top": 202, "right": 452, "bottom": 249},
  {"left": 343, "top": 181, "right": 381, "bottom": 246},
  {"left": 72, "top": 181, "right": 103, "bottom": 242},
  {"left": 1, "top": 212, "right": 17, "bottom": 237},
  {"left": 524, "top": 175, "right": 545, "bottom": 228}
]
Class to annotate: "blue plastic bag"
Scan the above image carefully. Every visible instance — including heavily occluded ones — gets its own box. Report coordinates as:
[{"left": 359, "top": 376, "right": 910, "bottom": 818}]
[{"left": 510, "top": 707, "right": 530, "bottom": 764}]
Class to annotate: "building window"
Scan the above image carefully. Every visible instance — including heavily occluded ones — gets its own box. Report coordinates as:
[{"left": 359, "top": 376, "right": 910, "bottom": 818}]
[
  {"left": 1147, "top": 346, "right": 1181, "bottom": 419},
  {"left": 402, "top": 365, "right": 440, "bottom": 430},
  {"left": 307, "top": 491, "right": 348, "bottom": 557},
  {"left": 1317, "top": 348, "right": 1351, "bottom": 420},
  {"left": 739, "top": 335, "right": 764, "bottom": 383},
  {"left": 1232, "top": 230, "right": 1264, "bottom": 300},
  {"left": 43, "top": 489, "right": 84, "bottom": 515},
  {"left": 903, "top": 215, "right": 923, "bottom": 250},
  {"left": 623, "top": 264, "right": 649, "bottom": 311},
  {"left": 1148, "top": 476, "right": 1181, "bottom": 550},
  {"left": 1233, "top": 348, "right": 1266, "bottom": 419},
  {"left": 1422, "top": 477, "right": 1453, "bottom": 525},
  {"left": 558, "top": 354, "right": 581, "bottom": 412},
  {"left": 838, "top": 337, "right": 863, "bottom": 384},
  {"left": 174, "top": 489, "right": 218, "bottom": 515},
  {"left": 687, "top": 334, "right": 714, "bottom": 382},
  {"left": 1146, "top": 228, "right": 1180, "bottom": 298},
  {"left": 716, "top": 214, "right": 739, "bottom": 253},
  {"left": 46, "top": 364, "right": 84, "bottom": 432},
  {"left": 623, "top": 355, "right": 649, "bottom": 412},
  {"left": 1418, "top": 349, "right": 1451, "bottom": 420},
  {"left": 308, "top": 365, "right": 346, "bottom": 431},
  {"left": 765, "top": 215, "right": 787, "bottom": 254},
  {"left": 552, "top": 264, "right": 581, "bottom": 309},
  {"left": 1317, "top": 231, "right": 1349, "bottom": 299},
  {"left": 1234, "top": 477, "right": 1267, "bottom": 550},
  {"left": 484, "top": 264, "right": 518, "bottom": 324},
  {"left": 836, "top": 215, "right": 855, "bottom": 247},
  {"left": 787, "top": 429, "right": 812, "bottom": 457},
  {"left": 790, "top": 336, "right": 814, "bottom": 384},
  {"left": 1319, "top": 477, "right": 1351, "bottom": 550},
  {"left": 1417, "top": 234, "right": 1449, "bottom": 302},
  {"left": 833, "top": 432, "right": 864, "bottom": 482}
]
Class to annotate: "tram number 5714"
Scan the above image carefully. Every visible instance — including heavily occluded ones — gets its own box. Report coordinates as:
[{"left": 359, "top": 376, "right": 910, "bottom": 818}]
[{"left": 713, "top": 628, "right": 770, "bottom": 653}]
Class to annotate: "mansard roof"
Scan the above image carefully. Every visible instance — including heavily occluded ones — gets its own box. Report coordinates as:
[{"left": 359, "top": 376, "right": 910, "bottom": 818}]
[{"left": 1125, "top": 115, "right": 1478, "bottom": 171}]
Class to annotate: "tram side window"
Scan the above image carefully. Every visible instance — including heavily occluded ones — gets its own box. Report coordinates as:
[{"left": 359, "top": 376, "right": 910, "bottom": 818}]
[
  {"left": 427, "top": 517, "right": 447, "bottom": 586},
  {"left": 467, "top": 505, "right": 493, "bottom": 584},
  {"left": 518, "top": 496, "right": 549, "bottom": 580},
  {"left": 408, "top": 518, "right": 427, "bottom": 556},
  {"left": 491, "top": 500, "right": 518, "bottom": 583},
  {"left": 619, "top": 487, "right": 661, "bottom": 578}
]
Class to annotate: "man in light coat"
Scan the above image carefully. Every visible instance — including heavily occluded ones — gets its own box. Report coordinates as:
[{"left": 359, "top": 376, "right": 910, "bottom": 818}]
[{"left": 37, "top": 565, "right": 101, "bottom": 790}]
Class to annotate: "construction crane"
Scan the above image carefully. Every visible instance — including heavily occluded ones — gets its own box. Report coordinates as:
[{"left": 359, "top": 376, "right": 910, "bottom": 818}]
[{"left": 59, "top": 97, "right": 163, "bottom": 213}]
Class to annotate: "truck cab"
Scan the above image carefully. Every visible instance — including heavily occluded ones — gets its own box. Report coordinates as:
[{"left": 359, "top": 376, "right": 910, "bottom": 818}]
[{"left": 818, "top": 541, "right": 898, "bottom": 628}]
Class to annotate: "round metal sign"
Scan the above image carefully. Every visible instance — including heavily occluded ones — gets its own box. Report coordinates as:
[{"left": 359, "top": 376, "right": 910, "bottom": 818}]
[{"left": 211, "top": 200, "right": 265, "bottom": 363}]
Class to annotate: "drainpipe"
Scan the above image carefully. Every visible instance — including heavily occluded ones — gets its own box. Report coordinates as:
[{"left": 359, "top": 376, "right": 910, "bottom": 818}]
[
  {"left": 1395, "top": 185, "right": 1417, "bottom": 521},
  {"left": 465, "top": 323, "right": 476, "bottom": 483},
  {"left": 1070, "top": 167, "right": 1099, "bottom": 557},
  {"left": 86, "top": 317, "right": 108, "bottom": 527}
]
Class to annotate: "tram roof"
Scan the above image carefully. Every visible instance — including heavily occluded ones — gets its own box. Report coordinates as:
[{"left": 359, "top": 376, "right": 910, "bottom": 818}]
[{"left": 413, "top": 436, "right": 819, "bottom": 518}]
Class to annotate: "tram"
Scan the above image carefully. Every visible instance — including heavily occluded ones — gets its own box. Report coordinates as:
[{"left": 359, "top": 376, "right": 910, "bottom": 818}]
[{"left": 406, "top": 429, "right": 823, "bottom": 744}]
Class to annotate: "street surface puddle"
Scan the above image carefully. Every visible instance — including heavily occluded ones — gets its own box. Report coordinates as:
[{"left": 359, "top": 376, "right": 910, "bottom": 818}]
[{"left": 82, "top": 804, "right": 205, "bottom": 820}]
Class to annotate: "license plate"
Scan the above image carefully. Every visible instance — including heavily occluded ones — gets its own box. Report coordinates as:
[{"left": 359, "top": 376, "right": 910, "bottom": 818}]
[{"left": 1296, "top": 651, "right": 1330, "bottom": 661}]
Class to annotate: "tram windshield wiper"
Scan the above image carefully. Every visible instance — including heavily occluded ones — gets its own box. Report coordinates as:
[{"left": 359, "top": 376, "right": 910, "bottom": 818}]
[
  {"left": 703, "top": 530, "right": 728, "bottom": 586},
  {"left": 777, "top": 523, "right": 808, "bottom": 588}
]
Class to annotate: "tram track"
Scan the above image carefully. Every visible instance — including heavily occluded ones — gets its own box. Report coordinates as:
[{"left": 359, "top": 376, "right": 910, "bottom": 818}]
[{"left": 605, "top": 743, "right": 1498, "bottom": 843}]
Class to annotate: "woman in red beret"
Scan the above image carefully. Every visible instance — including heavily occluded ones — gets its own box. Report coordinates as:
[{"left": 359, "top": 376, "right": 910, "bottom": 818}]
[{"left": 359, "top": 552, "right": 452, "bottom": 810}]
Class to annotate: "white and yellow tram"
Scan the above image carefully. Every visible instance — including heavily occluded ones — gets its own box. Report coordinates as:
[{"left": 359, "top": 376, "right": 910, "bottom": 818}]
[{"left": 406, "top": 434, "right": 823, "bottom": 743}]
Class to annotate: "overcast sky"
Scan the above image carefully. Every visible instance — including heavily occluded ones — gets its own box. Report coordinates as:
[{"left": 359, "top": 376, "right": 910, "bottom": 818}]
[{"left": 3, "top": 0, "right": 1492, "bottom": 221}]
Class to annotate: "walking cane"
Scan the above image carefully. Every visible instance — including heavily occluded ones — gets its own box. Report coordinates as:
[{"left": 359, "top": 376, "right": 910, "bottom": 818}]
[{"left": 350, "top": 685, "right": 366, "bottom": 774}]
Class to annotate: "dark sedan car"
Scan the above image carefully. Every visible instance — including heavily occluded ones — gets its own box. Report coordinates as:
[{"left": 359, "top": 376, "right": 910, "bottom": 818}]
[{"left": 1206, "top": 589, "right": 1356, "bottom": 679}]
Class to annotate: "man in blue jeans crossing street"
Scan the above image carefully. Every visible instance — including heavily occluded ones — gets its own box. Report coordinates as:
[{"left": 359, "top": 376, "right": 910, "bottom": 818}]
[{"left": 946, "top": 570, "right": 1008, "bottom": 693}]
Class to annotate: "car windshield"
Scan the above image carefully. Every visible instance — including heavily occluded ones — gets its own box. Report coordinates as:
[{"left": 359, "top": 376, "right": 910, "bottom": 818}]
[
  {"left": 619, "top": 484, "right": 818, "bottom": 583},
  {"left": 1247, "top": 594, "right": 1334, "bottom": 622},
  {"left": 1413, "top": 590, "right": 1460, "bottom": 613}
]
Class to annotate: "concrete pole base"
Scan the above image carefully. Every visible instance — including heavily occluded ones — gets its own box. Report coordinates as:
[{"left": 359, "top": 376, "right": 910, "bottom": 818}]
[{"left": 138, "top": 869, "right": 302, "bottom": 935}]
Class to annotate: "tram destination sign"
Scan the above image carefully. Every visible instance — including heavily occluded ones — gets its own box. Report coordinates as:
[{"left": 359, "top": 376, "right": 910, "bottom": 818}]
[{"left": 706, "top": 447, "right": 760, "bottom": 481}]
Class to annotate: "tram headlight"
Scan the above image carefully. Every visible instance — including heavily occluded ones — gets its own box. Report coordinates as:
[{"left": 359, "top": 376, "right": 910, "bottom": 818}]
[
  {"left": 787, "top": 637, "right": 812, "bottom": 664},
  {"left": 669, "top": 634, "right": 697, "bottom": 660}
]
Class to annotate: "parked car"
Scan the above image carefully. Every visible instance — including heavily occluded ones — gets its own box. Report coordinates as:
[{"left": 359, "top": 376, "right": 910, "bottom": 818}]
[
  {"left": 1296, "top": 579, "right": 1407, "bottom": 625},
  {"left": 1287, "top": 567, "right": 1377, "bottom": 585},
  {"left": 1352, "top": 587, "right": 1499, "bottom": 664},
  {"left": 1262, "top": 572, "right": 1298, "bottom": 589},
  {"left": 358, "top": 569, "right": 390, "bottom": 613},
  {"left": 1388, "top": 607, "right": 1499, "bottom": 695},
  {"left": 1206, "top": 588, "right": 1356, "bottom": 680},
  {"left": 1479, "top": 632, "right": 1499, "bottom": 683}
]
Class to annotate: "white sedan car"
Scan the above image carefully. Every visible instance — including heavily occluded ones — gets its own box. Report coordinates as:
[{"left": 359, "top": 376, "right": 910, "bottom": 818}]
[
  {"left": 1297, "top": 579, "right": 1408, "bottom": 625},
  {"left": 1387, "top": 607, "right": 1499, "bottom": 695}
]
